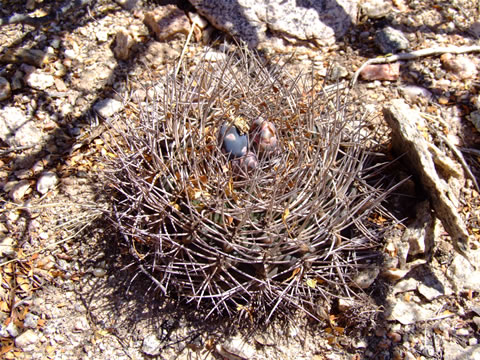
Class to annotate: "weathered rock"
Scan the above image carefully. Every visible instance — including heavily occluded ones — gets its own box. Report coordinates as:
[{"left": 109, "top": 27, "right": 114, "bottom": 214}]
[
  {"left": 36, "top": 172, "right": 59, "bottom": 195},
  {"left": 352, "top": 266, "right": 380, "bottom": 288},
  {"left": 441, "top": 53, "right": 478, "bottom": 80},
  {"left": 144, "top": 42, "right": 180, "bottom": 67},
  {"left": 94, "top": 98, "right": 124, "bottom": 118},
  {"left": 392, "top": 277, "right": 417, "bottom": 294},
  {"left": 360, "top": 0, "right": 392, "bottom": 18},
  {"left": 447, "top": 250, "right": 480, "bottom": 292},
  {"left": 74, "top": 316, "right": 90, "bottom": 331},
  {"left": 5, "top": 321, "right": 20, "bottom": 337},
  {"left": 443, "top": 342, "right": 480, "bottom": 360},
  {"left": 0, "top": 48, "right": 48, "bottom": 67},
  {"left": 402, "top": 201, "right": 434, "bottom": 256},
  {"left": 15, "top": 329, "right": 39, "bottom": 349},
  {"left": 360, "top": 62, "right": 400, "bottom": 81},
  {"left": 375, "top": 26, "right": 409, "bottom": 54},
  {"left": 468, "top": 110, "right": 480, "bottom": 133},
  {"left": 399, "top": 85, "right": 432, "bottom": 103},
  {"left": 96, "top": 29, "right": 109, "bottom": 43},
  {"left": 189, "top": 0, "right": 358, "bottom": 48},
  {"left": 11, "top": 70, "right": 23, "bottom": 90},
  {"left": 217, "top": 336, "right": 256, "bottom": 360},
  {"left": 9, "top": 180, "right": 32, "bottom": 202},
  {"left": 144, "top": 5, "right": 191, "bottom": 41},
  {"left": 142, "top": 334, "right": 161, "bottom": 356},
  {"left": 470, "top": 22, "right": 480, "bottom": 37},
  {"left": 330, "top": 64, "right": 348, "bottom": 79},
  {"left": 417, "top": 281, "right": 443, "bottom": 301},
  {"left": 0, "top": 237, "right": 16, "bottom": 258},
  {"left": 92, "top": 268, "right": 107, "bottom": 277},
  {"left": 386, "top": 298, "right": 440, "bottom": 325},
  {"left": 383, "top": 100, "right": 470, "bottom": 261},
  {"left": 0, "top": 107, "right": 42, "bottom": 147},
  {"left": 114, "top": 0, "right": 139, "bottom": 10},
  {"left": 24, "top": 70, "right": 55, "bottom": 90},
  {"left": 23, "top": 313, "right": 39, "bottom": 329},
  {"left": 113, "top": 30, "right": 135, "bottom": 61},
  {"left": 0, "top": 77, "right": 11, "bottom": 101}
]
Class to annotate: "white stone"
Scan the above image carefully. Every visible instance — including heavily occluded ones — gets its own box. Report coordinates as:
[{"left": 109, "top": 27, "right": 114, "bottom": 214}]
[
  {"left": 64, "top": 49, "right": 76, "bottom": 59},
  {"left": 15, "top": 329, "right": 39, "bottom": 349},
  {"left": 0, "top": 237, "right": 16, "bottom": 258},
  {"left": 142, "top": 334, "right": 161, "bottom": 356},
  {"left": 74, "top": 316, "right": 90, "bottom": 331},
  {"left": 204, "top": 51, "right": 227, "bottom": 62},
  {"left": 399, "top": 85, "right": 432, "bottom": 102},
  {"left": 94, "top": 98, "right": 124, "bottom": 118},
  {"left": 0, "top": 77, "right": 11, "bottom": 101},
  {"left": 456, "top": 328, "right": 470, "bottom": 336},
  {"left": 25, "top": 70, "right": 55, "bottom": 90},
  {"left": 361, "top": 0, "right": 392, "bottom": 18},
  {"left": 190, "top": 0, "right": 358, "bottom": 47},
  {"left": 0, "top": 107, "right": 42, "bottom": 147},
  {"left": 6, "top": 321, "right": 21, "bottom": 337},
  {"left": 386, "top": 299, "right": 439, "bottom": 325},
  {"left": 92, "top": 268, "right": 107, "bottom": 277},
  {"left": 36, "top": 172, "right": 58, "bottom": 194},
  {"left": 23, "top": 313, "right": 39, "bottom": 329},
  {"left": 96, "top": 30, "right": 109, "bottom": 43}
]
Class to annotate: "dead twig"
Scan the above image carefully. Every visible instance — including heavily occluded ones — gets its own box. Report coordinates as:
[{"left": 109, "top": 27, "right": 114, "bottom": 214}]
[{"left": 352, "top": 45, "right": 480, "bottom": 86}]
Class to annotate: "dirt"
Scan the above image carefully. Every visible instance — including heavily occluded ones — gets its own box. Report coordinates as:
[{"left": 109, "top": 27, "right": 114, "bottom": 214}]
[{"left": 0, "top": 0, "right": 480, "bottom": 359}]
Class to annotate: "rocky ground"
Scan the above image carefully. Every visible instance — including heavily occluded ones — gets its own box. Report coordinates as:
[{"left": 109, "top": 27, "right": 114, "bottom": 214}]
[{"left": 0, "top": 0, "right": 480, "bottom": 359}]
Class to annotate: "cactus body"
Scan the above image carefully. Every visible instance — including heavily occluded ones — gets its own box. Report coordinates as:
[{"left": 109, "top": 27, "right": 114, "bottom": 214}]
[{"left": 106, "top": 47, "right": 391, "bottom": 322}]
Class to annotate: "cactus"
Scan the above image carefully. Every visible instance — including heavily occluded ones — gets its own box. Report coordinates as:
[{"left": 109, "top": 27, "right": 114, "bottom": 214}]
[{"left": 105, "top": 46, "right": 392, "bottom": 323}]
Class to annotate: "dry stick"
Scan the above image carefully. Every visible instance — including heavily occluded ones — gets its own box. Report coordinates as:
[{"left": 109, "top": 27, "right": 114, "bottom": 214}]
[
  {"left": 174, "top": 20, "right": 198, "bottom": 77},
  {"left": 438, "top": 133, "right": 480, "bottom": 193},
  {"left": 351, "top": 45, "right": 480, "bottom": 87}
]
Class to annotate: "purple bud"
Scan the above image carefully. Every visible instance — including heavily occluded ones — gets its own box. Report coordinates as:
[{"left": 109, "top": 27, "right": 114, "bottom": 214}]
[{"left": 250, "top": 118, "right": 278, "bottom": 154}]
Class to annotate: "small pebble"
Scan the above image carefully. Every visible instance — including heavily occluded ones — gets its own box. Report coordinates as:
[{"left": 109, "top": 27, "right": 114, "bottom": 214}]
[
  {"left": 15, "top": 329, "right": 39, "bottom": 349},
  {"left": 6, "top": 321, "right": 21, "bottom": 337},
  {"left": 375, "top": 26, "right": 409, "bottom": 54},
  {"left": 455, "top": 328, "right": 469, "bottom": 336},
  {"left": 361, "top": 0, "right": 392, "bottom": 18},
  {"left": 24, "top": 70, "right": 55, "bottom": 90},
  {"left": 23, "top": 313, "right": 39, "bottom": 329},
  {"left": 94, "top": 98, "right": 124, "bottom": 118},
  {"left": 441, "top": 53, "right": 477, "bottom": 79},
  {"left": 74, "top": 316, "right": 90, "bottom": 331},
  {"left": 36, "top": 172, "right": 59, "bottom": 195},
  {"left": 93, "top": 268, "right": 107, "bottom": 277},
  {"left": 142, "top": 334, "right": 161, "bottom": 356},
  {"left": 9, "top": 180, "right": 31, "bottom": 202},
  {"left": 360, "top": 63, "right": 400, "bottom": 81}
]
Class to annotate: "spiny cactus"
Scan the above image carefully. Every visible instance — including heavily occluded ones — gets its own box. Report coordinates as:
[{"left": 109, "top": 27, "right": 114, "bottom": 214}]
[{"left": 105, "top": 46, "right": 393, "bottom": 323}]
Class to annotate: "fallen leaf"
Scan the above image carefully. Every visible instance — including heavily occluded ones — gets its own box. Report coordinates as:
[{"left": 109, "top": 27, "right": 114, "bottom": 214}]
[
  {"left": 306, "top": 278, "right": 317, "bottom": 289},
  {"left": 284, "top": 268, "right": 301, "bottom": 282}
]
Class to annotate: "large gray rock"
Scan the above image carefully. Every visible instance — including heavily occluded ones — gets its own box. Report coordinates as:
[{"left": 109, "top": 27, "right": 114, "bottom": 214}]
[
  {"left": 0, "top": 106, "right": 42, "bottom": 147},
  {"left": 189, "top": 0, "right": 358, "bottom": 48},
  {"left": 383, "top": 100, "right": 470, "bottom": 261}
]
